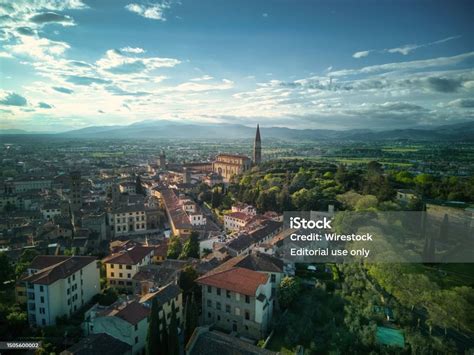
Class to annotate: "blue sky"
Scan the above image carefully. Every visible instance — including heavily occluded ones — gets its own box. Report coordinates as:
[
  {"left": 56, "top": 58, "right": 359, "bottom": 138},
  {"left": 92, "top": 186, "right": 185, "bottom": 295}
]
[{"left": 1, "top": 0, "right": 473, "bottom": 132}]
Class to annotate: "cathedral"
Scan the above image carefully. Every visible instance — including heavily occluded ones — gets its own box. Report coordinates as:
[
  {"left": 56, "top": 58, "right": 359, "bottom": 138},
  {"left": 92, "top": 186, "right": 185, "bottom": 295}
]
[{"left": 212, "top": 124, "right": 262, "bottom": 182}]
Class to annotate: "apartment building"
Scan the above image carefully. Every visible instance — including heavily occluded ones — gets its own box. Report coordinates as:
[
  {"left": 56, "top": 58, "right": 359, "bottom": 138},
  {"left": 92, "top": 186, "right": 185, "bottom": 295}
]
[
  {"left": 84, "top": 300, "right": 150, "bottom": 355},
  {"left": 23, "top": 255, "right": 100, "bottom": 327},
  {"left": 224, "top": 211, "right": 253, "bottom": 231},
  {"left": 197, "top": 267, "right": 273, "bottom": 340},
  {"left": 102, "top": 246, "right": 154, "bottom": 289},
  {"left": 108, "top": 205, "right": 147, "bottom": 237}
]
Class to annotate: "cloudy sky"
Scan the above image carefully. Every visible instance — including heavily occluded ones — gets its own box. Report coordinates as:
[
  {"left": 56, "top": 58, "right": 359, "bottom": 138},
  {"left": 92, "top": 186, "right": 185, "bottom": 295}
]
[{"left": 1, "top": 0, "right": 473, "bottom": 132}]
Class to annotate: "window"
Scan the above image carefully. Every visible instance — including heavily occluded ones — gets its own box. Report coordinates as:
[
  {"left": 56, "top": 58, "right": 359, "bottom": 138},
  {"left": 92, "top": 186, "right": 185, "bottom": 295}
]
[
  {"left": 126, "top": 281, "right": 132, "bottom": 286},
  {"left": 134, "top": 324, "right": 138, "bottom": 331},
  {"left": 236, "top": 293, "right": 240, "bottom": 301},
  {"left": 126, "top": 265, "right": 132, "bottom": 270},
  {"left": 119, "top": 273, "right": 123, "bottom": 278},
  {"left": 208, "top": 312, "right": 211, "bottom": 318},
  {"left": 67, "top": 288, "right": 70, "bottom": 295},
  {"left": 207, "top": 286, "right": 211, "bottom": 293},
  {"left": 226, "top": 290, "right": 231, "bottom": 298},
  {"left": 245, "top": 295, "right": 250, "bottom": 304},
  {"left": 245, "top": 311, "right": 250, "bottom": 320},
  {"left": 271, "top": 274, "right": 276, "bottom": 283},
  {"left": 127, "top": 273, "right": 131, "bottom": 278},
  {"left": 110, "top": 264, "right": 114, "bottom": 269},
  {"left": 207, "top": 300, "right": 212, "bottom": 308},
  {"left": 135, "top": 336, "right": 138, "bottom": 344},
  {"left": 225, "top": 304, "right": 231, "bottom": 313},
  {"left": 216, "top": 302, "right": 221, "bottom": 311},
  {"left": 217, "top": 288, "right": 221, "bottom": 296},
  {"left": 119, "top": 265, "right": 123, "bottom": 269},
  {"left": 42, "top": 319, "right": 46, "bottom": 326},
  {"left": 40, "top": 296, "right": 44, "bottom": 303},
  {"left": 111, "top": 272, "right": 115, "bottom": 277},
  {"left": 40, "top": 286, "right": 44, "bottom": 292}
]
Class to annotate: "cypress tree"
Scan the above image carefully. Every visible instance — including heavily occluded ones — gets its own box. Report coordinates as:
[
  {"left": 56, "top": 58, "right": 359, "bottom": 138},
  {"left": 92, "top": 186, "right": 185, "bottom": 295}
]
[
  {"left": 161, "top": 313, "right": 169, "bottom": 355},
  {"left": 146, "top": 299, "right": 161, "bottom": 355},
  {"left": 168, "top": 301, "right": 180, "bottom": 355}
]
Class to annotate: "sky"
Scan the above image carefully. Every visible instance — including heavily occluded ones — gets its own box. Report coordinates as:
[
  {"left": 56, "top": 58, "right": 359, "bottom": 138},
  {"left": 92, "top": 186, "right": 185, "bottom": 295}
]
[{"left": 0, "top": 0, "right": 474, "bottom": 132}]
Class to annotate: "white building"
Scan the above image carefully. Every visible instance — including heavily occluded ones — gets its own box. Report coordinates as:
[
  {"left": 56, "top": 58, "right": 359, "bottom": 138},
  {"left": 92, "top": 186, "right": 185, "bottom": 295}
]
[
  {"left": 224, "top": 212, "right": 253, "bottom": 232},
  {"left": 23, "top": 255, "right": 100, "bottom": 327},
  {"left": 84, "top": 300, "right": 150, "bottom": 355}
]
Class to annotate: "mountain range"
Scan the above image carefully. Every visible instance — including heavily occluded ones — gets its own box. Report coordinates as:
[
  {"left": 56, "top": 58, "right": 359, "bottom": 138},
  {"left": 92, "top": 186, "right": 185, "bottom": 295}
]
[{"left": 1, "top": 120, "right": 473, "bottom": 141}]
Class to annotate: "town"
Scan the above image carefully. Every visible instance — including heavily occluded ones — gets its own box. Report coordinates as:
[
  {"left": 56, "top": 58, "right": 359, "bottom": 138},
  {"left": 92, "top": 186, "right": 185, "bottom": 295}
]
[{"left": 0, "top": 125, "right": 473, "bottom": 355}]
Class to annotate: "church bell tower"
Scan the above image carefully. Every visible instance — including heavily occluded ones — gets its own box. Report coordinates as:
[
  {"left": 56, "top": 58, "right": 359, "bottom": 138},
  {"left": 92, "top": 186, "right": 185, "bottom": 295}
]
[{"left": 253, "top": 124, "right": 261, "bottom": 165}]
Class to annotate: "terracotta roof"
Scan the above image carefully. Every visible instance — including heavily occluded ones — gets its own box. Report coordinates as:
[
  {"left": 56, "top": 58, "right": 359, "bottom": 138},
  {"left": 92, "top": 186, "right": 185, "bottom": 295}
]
[
  {"left": 28, "top": 255, "right": 70, "bottom": 270},
  {"left": 206, "top": 253, "right": 283, "bottom": 276},
  {"left": 101, "top": 300, "right": 150, "bottom": 325},
  {"left": 140, "top": 283, "right": 181, "bottom": 306},
  {"left": 102, "top": 246, "right": 154, "bottom": 265},
  {"left": 196, "top": 267, "right": 268, "bottom": 296},
  {"left": 23, "top": 256, "right": 97, "bottom": 285}
]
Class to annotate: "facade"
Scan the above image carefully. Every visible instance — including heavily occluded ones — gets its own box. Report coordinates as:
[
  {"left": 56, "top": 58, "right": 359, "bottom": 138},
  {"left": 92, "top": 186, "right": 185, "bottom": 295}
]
[
  {"left": 69, "top": 171, "right": 82, "bottom": 212},
  {"left": 224, "top": 211, "right": 253, "bottom": 231},
  {"left": 197, "top": 267, "right": 273, "bottom": 340},
  {"left": 23, "top": 255, "right": 100, "bottom": 327},
  {"left": 102, "top": 246, "right": 155, "bottom": 289},
  {"left": 84, "top": 300, "right": 150, "bottom": 355},
  {"left": 40, "top": 203, "right": 62, "bottom": 220},
  {"left": 108, "top": 205, "right": 147, "bottom": 237},
  {"left": 212, "top": 154, "right": 252, "bottom": 182},
  {"left": 8, "top": 176, "right": 52, "bottom": 193},
  {"left": 253, "top": 124, "right": 262, "bottom": 165}
]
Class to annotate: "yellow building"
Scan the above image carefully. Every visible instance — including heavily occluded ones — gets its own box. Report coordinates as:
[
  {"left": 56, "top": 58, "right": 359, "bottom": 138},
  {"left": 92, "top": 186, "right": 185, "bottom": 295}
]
[{"left": 212, "top": 154, "right": 252, "bottom": 182}]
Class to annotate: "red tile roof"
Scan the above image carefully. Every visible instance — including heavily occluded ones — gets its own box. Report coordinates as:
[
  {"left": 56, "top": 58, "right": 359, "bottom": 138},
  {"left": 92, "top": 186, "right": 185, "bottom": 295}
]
[
  {"left": 28, "top": 255, "right": 70, "bottom": 270},
  {"left": 101, "top": 300, "right": 150, "bottom": 325},
  {"left": 23, "top": 256, "right": 97, "bottom": 285},
  {"left": 196, "top": 267, "right": 268, "bottom": 296},
  {"left": 102, "top": 246, "right": 154, "bottom": 265}
]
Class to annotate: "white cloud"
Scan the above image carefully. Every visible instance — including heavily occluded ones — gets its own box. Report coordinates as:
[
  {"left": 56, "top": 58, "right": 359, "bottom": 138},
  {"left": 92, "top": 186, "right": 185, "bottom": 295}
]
[
  {"left": 190, "top": 75, "right": 214, "bottom": 82},
  {"left": 353, "top": 35, "right": 461, "bottom": 58},
  {"left": 352, "top": 50, "right": 371, "bottom": 59},
  {"left": 125, "top": 2, "right": 171, "bottom": 21},
  {"left": 96, "top": 49, "right": 180, "bottom": 75},
  {"left": 333, "top": 51, "right": 474, "bottom": 76},
  {"left": 120, "top": 47, "right": 146, "bottom": 54},
  {"left": 262, "top": 13, "right": 268, "bottom": 18},
  {"left": 174, "top": 79, "right": 234, "bottom": 92}
]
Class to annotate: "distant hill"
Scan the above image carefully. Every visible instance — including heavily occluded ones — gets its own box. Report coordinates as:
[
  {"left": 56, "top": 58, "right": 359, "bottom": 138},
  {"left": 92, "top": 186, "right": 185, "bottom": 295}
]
[{"left": 2, "top": 120, "right": 473, "bottom": 141}]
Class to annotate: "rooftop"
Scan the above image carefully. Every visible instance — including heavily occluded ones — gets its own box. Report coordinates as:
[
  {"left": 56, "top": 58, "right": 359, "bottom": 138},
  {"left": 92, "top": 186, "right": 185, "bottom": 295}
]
[
  {"left": 23, "top": 256, "right": 97, "bottom": 285},
  {"left": 60, "top": 333, "right": 131, "bottom": 355},
  {"left": 102, "top": 245, "right": 154, "bottom": 265},
  {"left": 196, "top": 267, "right": 268, "bottom": 296}
]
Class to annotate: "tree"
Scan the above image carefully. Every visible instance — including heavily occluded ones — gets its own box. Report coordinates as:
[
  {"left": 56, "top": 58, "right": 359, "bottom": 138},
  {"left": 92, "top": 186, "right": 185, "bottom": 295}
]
[
  {"left": 180, "top": 231, "right": 200, "bottom": 259},
  {"left": 168, "top": 301, "right": 179, "bottom": 355},
  {"left": 167, "top": 235, "right": 183, "bottom": 259},
  {"left": 178, "top": 266, "right": 198, "bottom": 297},
  {"left": 15, "top": 249, "right": 40, "bottom": 278},
  {"left": 146, "top": 299, "right": 161, "bottom": 355},
  {"left": 0, "top": 253, "right": 14, "bottom": 290},
  {"left": 278, "top": 276, "right": 301, "bottom": 309},
  {"left": 161, "top": 312, "right": 169, "bottom": 355},
  {"left": 184, "top": 294, "right": 199, "bottom": 343}
]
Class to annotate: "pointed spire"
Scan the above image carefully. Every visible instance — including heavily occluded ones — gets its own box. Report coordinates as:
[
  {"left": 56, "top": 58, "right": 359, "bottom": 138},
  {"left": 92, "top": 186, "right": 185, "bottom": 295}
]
[{"left": 255, "top": 124, "right": 261, "bottom": 142}]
